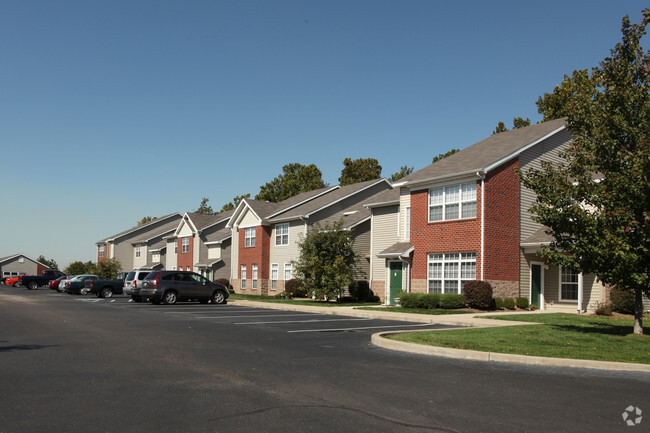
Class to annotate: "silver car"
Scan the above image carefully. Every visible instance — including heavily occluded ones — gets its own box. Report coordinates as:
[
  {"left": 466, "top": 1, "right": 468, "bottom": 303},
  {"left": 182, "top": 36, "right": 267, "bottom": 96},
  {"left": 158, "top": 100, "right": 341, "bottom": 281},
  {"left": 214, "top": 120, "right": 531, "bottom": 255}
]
[{"left": 124, "top": 269, "right": 154, "bottom": 302}]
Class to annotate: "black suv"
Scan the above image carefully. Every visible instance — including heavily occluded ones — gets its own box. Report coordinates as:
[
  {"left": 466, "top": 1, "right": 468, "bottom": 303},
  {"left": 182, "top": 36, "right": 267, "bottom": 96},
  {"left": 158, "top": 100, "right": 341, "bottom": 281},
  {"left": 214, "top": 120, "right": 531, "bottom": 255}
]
[{"left": 140, "top": 271, "right": 229, "bottom": 305}]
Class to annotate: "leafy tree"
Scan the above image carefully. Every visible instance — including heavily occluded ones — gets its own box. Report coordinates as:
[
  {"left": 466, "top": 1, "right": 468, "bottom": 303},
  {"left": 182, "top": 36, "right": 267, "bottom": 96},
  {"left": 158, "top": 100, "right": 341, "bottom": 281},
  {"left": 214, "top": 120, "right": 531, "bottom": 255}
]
[
  {"left": 94, "top": 258, "right": 122, "bottom": 279},
  {"left": 492, "top": 117, "right": 531, "bottom": 134},
  {"left": 432, "top": 149, "right": 459, "bottom": 163},
  {"left": 520, "top": 9, "right": 650, "bottom": 335},
  {"left": 292, "top": 220, "right": 359, "bottom": 300},
  {"left": 220, "top": 193, "right": 251, "bottom": 212},
  {"left": 390, "top": 165, "right": 414, "bottom": 183},
  {"left": 137, "top": 216, "right": 156, "bottom": 226},
  {"left": 195, "top": 197, "right": 215, "bottom": 215},
  {"left": 256, "top": 163, "right": 326, "bottom": 202},
  {"left": 64, "top": 261, "right": 91, "bottom": 276},
  {"left": 37, "top": 255, "right": 58, "bottom": 270},
  {"left": 338, "top": 158, "right": 382, "bottom": 186}
]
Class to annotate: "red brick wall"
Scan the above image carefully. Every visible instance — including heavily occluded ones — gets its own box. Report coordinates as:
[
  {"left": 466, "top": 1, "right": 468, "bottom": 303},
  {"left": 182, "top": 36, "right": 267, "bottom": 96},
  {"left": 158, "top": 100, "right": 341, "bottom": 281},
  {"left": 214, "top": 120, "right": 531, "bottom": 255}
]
[
  {"left": 177, "top": 236, "right": 193, "bottom": 271},
  {"left": 483, "top": 158, "right": 520, "bottom": 281},
  {"left": 37, "top": 263, "right": 48, "bottom": 274},
  {"left": 238, "top": 226, "right": 272, "bottom": 292},
  {"left": 97, "top": 243, "right": 107, "bottom": 262},
  {"left": 410, "top": 182, "right": 483, "bottom": 280}
]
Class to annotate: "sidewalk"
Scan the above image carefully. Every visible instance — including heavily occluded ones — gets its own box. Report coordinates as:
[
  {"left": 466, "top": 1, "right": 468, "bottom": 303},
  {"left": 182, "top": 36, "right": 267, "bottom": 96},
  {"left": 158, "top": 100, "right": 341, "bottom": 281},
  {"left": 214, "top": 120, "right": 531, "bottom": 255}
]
[{"left": 230, "top": 299, "right": 650, "bottom": 373}]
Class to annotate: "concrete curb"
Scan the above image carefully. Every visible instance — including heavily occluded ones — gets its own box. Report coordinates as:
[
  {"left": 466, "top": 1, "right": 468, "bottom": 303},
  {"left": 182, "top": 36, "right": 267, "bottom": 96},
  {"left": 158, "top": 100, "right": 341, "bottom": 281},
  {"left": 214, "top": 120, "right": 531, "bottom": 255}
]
[{"left": 231, "top": 299, "right": 650, "bottom": 373}]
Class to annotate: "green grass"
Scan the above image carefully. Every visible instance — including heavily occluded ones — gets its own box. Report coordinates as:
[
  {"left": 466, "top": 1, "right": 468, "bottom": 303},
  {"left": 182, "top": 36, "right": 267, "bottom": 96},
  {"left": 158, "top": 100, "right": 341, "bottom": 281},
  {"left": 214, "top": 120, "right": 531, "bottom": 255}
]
[
  {"left": 387, "top": 313, "right": 650, "bottom": 364},
  {"left": 229, "top": 293, "right": 381, "bottom": 307},
  {"left": 356, "top": 306, "right": 473, "bottom": 315}
]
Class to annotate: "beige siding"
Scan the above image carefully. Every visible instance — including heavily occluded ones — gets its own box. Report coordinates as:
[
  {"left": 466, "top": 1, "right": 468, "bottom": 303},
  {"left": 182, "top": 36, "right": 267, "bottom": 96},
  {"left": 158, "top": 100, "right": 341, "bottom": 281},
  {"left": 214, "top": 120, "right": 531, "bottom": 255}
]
[
  {"left": 400, "top": 188, "right": 411, "bottom": 241},
  {"left": 113, "top": 239, "right": 134, "bottom": 271},
  {"left": 0, "top": 256, "right": 41, "bottom": 275},
  {"left": 165, "top": 239, "right": 177, "bottom": 269},
  {"left": 213, "top": 238, "right": 232, "bottom": 281},
  {"left": 239, "top": 209, "right": 261, "bottom": 228},
  {"left": 310, "top": 182, "right": 391, "bottom": 226},
  {"left": 519, "top": 128, "right": 572, "bottom": 239},
  {"left": 178, "top": 221, "right": 193, "bottom": 237},
  {"left": 269, "top": 220, "right": 305, "bottom": 281},
  {"left": 370, "top": 205, "right": 399, "bottom": 282},
  {"left": 231, "top": 227, "right": 239, "bottom": 279},
  {"left": 351, "top": 220, "right": 371, "bottom": 280},
  {"left": 133, "top": 245, "right": 147, "bottom": 269}
]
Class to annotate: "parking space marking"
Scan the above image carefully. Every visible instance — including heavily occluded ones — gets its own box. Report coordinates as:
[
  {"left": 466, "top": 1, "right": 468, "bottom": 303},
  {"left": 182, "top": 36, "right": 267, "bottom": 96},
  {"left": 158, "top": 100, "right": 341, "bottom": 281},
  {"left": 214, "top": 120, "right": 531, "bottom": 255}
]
[
  {"left": 194, "top": 313, "right": 317, "bottom": 319},
  {"left": 235, "top": 318, "right": 372, "bottom": 325},
  {"left": 288, "top": 323, "right": 438, "bottom": 333}
]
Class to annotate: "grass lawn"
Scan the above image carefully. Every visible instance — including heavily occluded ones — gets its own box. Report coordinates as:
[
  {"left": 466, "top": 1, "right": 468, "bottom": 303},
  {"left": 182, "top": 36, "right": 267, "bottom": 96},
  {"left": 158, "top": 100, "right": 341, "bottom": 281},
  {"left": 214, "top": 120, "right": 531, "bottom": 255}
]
[
  {"left": 229, "top": 293, "right": 382, "bottom": 307},
  {"left": 387, "top": 313, "right": 650, "bottom": 364},
  {"left": 356, "top": 306, "right": 473, "bottom": 315}
]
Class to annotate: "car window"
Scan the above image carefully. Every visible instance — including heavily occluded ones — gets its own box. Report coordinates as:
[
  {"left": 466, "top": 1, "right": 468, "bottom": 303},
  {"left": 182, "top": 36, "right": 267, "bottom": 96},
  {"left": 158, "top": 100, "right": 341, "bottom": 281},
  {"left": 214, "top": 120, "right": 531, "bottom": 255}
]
[
  {"left": 190, "top": 274, "right": 207, "bottom": 284},
  {"left": 161, "top": 273, "right": 175, "bottom": 281},
  {"left": 145, "top": 271, "right": 159, "bottom": 280},
  {"left": 137, "top": 272, "right": 149, "bottom": 280},
  {"left": 126, "top": 272, "right": 136, "bottom": 280}
]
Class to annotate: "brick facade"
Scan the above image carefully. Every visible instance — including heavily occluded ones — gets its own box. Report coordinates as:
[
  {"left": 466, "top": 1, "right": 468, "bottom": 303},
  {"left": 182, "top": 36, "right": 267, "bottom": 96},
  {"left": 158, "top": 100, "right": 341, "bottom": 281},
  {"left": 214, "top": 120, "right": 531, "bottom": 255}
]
[
  {"left": 177, "top": 236, "right": 194, "bottom": 271},
  {"left": 238, "top": 226, "right": 272, "bottom": 295}
]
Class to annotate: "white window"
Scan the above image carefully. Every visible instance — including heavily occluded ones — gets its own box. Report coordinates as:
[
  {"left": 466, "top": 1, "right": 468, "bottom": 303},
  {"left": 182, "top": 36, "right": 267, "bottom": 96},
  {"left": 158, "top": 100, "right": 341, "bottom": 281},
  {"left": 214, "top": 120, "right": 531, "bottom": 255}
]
[
  {"left": 174, "top": 239, "right": 178, "bottom": 254},
  {"left": 252, "top": 264, "right": 258, "bottom": 289},
  {"left": 284, "top": 263, "right": 293, "bottom": 281},
  {"left": 560, "top": 267, "right": 579, "bottom": 301},
  {"left": 181, "top": 237, "right": 189, "bottom": 253},
  {"left": 152, "top": 252, "right": 160, "bottom": 262},
  {"left": 241, "top": 265, "right": 247, "bottom": 289},
  {"left": 98, "top": 245, "right": 105, "bottom": 258},
  {"left": 245, "top": 227, "right": 256, "bottom": 247},
  {"left": 405, "top": 207, "right": 411, "bottom": 240},
  {"left": 428, "top": 252, "right": 476, "bottom": 294},
  {"left": 271, "top": 264, "right": 278, "bottom": 290},
  {"left": 179, "top": 266, "right": 183, "bottom": 271},
  {"left": 429, "top": 182, "right": 477, "bottom": 222},
  {"left": 135, "top": 245, "right": 141, "bottom": 258},
  {"left": 275, "top": 223, "right": 289, "bottom": 246}
]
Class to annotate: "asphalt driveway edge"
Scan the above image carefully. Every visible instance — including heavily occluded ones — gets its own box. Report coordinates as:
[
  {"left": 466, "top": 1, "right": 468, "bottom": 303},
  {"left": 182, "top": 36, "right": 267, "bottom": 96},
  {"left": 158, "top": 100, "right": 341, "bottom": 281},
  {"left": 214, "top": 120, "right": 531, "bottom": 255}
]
[{"left": 371, "top": 331, "right": 650, "bottom": 372}]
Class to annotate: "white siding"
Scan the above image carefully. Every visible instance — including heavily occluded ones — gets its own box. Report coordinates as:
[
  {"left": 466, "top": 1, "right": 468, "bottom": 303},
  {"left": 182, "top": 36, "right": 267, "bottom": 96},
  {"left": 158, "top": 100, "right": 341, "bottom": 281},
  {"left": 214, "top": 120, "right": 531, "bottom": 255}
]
[
  {"left": 370, "top": 205, "right": 400, "bottom": 282},
  {"left": 208, "top": 245, "right": 221, "bottom": 260},
  {"left": 239, "top": 209, "right": 261, "bottom": 228},
  {"left": 231, "top": 227, "right": 239, "bottom": 277},
  {"left": 165, "top": 239, "right": 177, "bottom": 270},
  {"left": 178, "top": 221, "right": 193, "bottom": 237},
  {"left": 400, "top": 189, "right": 411, "bottom": 240},
  {"left": 269, "top": 221, "right": 304, "bottom": 279}
]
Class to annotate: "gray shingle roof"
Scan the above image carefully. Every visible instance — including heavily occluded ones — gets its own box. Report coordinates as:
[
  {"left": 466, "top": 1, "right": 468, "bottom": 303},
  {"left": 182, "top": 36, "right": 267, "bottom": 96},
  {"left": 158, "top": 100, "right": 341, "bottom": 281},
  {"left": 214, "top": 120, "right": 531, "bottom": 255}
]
[
  {"left": 400, "top": 118, "right": 567, "bottom": 186},
  {"left": 363, "top": 188, "right": 400, "bottom": 208},
  {"left": 204, "top": 226, "right": 232, "bottom": 243},
  {"left": 130, "top": 218, "right": 185, "bottom": 244},
  {"left": 378, "top": 242, "right": 414, "bottom": 257},
  {"left": 186, "top": 209, "right": 235, "bottom": 231},
  {"left": 522, "top": 226, "right": 554, "bottom": 245},
  {"left": 97, "top": 213, "right": 182, "bottom": 244}
]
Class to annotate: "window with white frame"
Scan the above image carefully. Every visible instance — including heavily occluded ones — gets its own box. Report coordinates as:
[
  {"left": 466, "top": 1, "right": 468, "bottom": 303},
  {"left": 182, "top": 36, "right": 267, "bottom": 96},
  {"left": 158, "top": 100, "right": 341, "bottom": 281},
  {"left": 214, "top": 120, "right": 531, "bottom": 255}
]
[
  {"left": 560, "top": 267, "right": 579, "bottom": 301},
  {"left": 429, "top": 182, "right": 477, "bottom": 222},
  {"left": 252, "top": 264, "right": 258, "bottom": 289},
  {"left": 98, "top": 245, "right": 105, "bottom": 258},
  {"left": 428, "top": 252, "right": 476, "bottom": 294},
  {"left": 181, "top": 237, "right": 189, "bottom": 253},
  {"left": 275, "top": 223, "right": 289, "bottom": 246},
  {"left": 271, "top": 264, "right": 278, "bottom": 290},
  {"left": 245, "top": 227, "right": 256, "bottom": 247},
  {"left": 241, "top": 265, "right": 247, "bottom": 289},
  {"left": 174, "top": 239, "right": 178, "bottom": 254},
  {"left": 405, "top": 207, "right": 411, "bottom": 240},
  {"left": 152, "top": 252, "right": 160, "bottom": 262},
  {"left": 284, "top": 263, "right": 293, "bottom": 281},
  {"left": 135, "top": 245, "right": 141, "bottom": 258}
]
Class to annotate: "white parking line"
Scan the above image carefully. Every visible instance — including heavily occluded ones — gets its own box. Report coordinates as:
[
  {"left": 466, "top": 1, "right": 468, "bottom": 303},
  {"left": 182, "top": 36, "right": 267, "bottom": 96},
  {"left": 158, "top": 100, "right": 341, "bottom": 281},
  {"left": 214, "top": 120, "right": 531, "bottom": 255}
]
[
  {"left": 288, "top": 323, "right": 437, "bottom": 333},
  {"left": 163, "top": 309, "right": 265, "bottom": 314},
  {"left": 194, "top": 313, "right": 316, "bottom": 319},
  {"left": 235, "top": 318, "right": 372, "bottom": 325}
]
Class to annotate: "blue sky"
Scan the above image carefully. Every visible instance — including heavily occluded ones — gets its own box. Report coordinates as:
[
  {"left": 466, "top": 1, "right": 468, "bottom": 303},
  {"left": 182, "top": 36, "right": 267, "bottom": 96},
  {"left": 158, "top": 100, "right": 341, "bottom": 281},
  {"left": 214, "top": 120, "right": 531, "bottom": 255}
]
[{"left": 1, "top": 0, "right": 647, "bottom": 268}]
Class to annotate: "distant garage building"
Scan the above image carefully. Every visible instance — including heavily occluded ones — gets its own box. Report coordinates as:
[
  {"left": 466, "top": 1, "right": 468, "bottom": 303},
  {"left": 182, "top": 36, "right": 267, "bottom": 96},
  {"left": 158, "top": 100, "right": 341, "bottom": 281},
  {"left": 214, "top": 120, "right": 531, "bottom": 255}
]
[{"left": 0, "top": 254, "right": 49, "bottom": 278}]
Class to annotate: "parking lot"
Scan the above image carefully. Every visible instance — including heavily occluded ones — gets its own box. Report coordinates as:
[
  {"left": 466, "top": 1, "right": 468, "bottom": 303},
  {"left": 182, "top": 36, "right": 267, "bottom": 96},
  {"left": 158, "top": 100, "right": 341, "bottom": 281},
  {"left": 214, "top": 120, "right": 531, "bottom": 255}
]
[{"left": 44, "top": 289, "right": 451, "bottom": 335}]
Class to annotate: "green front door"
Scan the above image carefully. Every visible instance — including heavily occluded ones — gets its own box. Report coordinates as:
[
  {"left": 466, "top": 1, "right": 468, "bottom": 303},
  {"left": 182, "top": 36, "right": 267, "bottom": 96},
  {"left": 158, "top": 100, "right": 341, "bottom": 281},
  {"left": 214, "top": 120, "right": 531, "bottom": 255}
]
[
  {"left": 531, "top": 264, "right": 541, "bottom": 307},
  {"left": 389, "top": 262, "right": 403, "bottom": 305}
]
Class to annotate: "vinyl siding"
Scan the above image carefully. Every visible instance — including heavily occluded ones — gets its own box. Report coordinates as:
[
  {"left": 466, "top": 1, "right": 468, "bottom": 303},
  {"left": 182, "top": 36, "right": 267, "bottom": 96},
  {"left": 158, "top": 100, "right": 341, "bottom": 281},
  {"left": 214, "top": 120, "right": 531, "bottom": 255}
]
[
  {"left": 351, "top": 220, "right": 371, "bottom": 280},
  {"left": 370, "top": 205, "right": 400, "bottom": 282},
  {"left": 165, "top": 239, "right": 177, "bottom": 269},
  {"left": 0, "top": 256, "right": 41, "bottom": 275},
  {"left": 239, "top": 209, "right": 261, "bottom": 228},
  {"left": 400, "top": 189, "right": 411, "bottom": 240},
  {"left": 309, "top": 182, "right": 391, "bottom": 226},
  {"left": 269, "top": 220, "right": 305, "bottom": 280}
]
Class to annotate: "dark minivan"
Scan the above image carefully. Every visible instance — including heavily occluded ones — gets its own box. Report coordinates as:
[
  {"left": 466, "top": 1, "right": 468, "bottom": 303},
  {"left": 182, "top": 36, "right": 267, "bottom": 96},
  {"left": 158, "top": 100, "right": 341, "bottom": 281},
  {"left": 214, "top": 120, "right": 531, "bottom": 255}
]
[{"left": 140, "top": 271, "right": 229, "bottom": 305}]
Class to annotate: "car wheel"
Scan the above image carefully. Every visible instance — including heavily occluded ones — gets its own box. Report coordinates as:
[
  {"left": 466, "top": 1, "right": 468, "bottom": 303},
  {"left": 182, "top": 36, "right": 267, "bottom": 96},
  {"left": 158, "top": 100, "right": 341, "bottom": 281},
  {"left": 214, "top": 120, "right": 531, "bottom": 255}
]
[
  {"left": 100, "top": 288, "right": 113, "bottom": 298},
  {"left": 212, "top": 290, "right": 227, "bottom": 304},
  {"left": 162, "top": 291, "right": 177, "bottom": 305},
  {"left": 28, "top": 282, "right": 38, "bottom": 290},
  {"left": 79, "top": 287, "right": 89, "bottom": 295}
]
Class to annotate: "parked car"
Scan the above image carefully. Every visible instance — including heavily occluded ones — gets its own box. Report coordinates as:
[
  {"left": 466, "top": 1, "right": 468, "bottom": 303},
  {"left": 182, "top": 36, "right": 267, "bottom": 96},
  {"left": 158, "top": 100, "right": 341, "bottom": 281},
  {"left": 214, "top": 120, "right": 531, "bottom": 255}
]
[
  {"left": 20, "top": 269, "right": 66, "bottom": 290},
  {"left": 140, "top": 271, "right": 229, "bottom": 305},
  {"left": 48, "top": 275, "right": 68, "bottom": 291},
  {"left": 85, "top": 274, "right": 127, "bottom": 298},
  {"left": 4, "top": 273, "right": 27, "bottom": 287},
  {"left": 57, "top": 276, "right": 75, "bottom": 293},
  {"left": 123, "top": 268, "right": 154, "bottom": 302},
  {"left": 64, "top": 275, "right": 99, "bottom": 295},
  {"left": 2, "top": 271, "right": 25, "bottom": 284}
]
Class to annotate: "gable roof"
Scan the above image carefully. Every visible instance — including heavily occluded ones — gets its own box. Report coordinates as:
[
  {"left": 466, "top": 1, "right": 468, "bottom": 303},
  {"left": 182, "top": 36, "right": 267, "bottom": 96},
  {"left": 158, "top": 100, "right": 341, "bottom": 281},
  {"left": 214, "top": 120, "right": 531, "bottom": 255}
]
[
  {"left": 0, "top": 253, "right": 49, "bottom": 268},
  {"left": 175, "top": 209, "right": 236, "bottom": 236},
  {"left": 363, "top": 188, "right": 400, "bottom": 208},
  {"left": 399, "top": 118, "right": 567, "bottom": 187},
  {"left": 97, "top": 213, "right": 182, "bottom": 244}
]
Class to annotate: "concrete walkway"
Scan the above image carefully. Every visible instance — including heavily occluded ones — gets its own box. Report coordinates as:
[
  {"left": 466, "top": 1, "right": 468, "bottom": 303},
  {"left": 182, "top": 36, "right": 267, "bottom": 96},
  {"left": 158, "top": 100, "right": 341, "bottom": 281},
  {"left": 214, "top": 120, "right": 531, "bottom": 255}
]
[{"left": 230, "top": 299, "right": 650, "bottom": 373}]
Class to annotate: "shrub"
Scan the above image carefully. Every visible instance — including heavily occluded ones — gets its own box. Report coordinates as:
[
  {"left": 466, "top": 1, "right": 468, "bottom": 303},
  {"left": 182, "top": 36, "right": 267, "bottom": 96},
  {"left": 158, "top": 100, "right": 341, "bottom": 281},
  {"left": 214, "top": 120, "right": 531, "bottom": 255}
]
[
  {"left": 285, "top": 279, "right": 308, "bottom": 298},
  {"left": 399, "top": 293, "right": 442, "bottom": 309},
  {"left": 349, "top": 280, "right": 371, "bottom": 301},
  {"left": 594, "top": 301, "right": 613, "bottom": 316},
  {"left": 439, "top": 294, "right": 466, "bottom": 309},
  {"left": 610, "top": 287, "right": 635, "bottom": 315},
  {"left": 274, "top": 291, "right": 291, "bottom": 299},
  {"left": 515, "top": 297, "right": 529, "bottom": 309},
  {"left": 463, "top": 280, "right": 493, "bottom": 310},
  {"left": 214, "top": 278, "right": 233, "bottom": 293},
  {"left": 503, "top": 297, "right": 516, "bottom": 310},
  {"left": 494, "top": 297, "right": 504, "bottom": 309}
]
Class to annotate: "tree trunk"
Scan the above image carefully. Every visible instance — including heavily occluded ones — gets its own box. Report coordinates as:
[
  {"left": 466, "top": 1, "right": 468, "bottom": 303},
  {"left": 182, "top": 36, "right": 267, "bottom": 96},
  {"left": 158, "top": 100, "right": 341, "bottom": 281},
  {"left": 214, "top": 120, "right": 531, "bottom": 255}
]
[{"left": 633, "top": 289, "right": 644, "bottom": 336}]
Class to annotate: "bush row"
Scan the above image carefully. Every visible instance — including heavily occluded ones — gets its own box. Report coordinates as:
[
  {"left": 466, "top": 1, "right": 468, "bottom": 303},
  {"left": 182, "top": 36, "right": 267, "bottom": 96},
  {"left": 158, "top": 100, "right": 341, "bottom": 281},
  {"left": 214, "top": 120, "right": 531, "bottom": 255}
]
[{"left": 399, "top": 292, "right": 466, "bottom": 309}]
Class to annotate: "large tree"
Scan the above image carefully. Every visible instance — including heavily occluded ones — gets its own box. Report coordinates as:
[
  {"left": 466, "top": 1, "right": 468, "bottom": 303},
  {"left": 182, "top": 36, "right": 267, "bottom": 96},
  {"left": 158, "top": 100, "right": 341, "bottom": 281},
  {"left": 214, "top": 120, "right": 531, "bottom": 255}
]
[
  {"left": 521, "top": 9, "right": 650, "bottom": 335},
  {"left": 64, "top": 261, "right": 93, "bottom": 276},
  {"left": 256, "top": 163, "right": 326, "bottom": 202},
  {"left": 37, "top": 255, "right": 58, "bottom": 270},
  {"left": 292, "top": 220, "right": 359, "bottom": 301},
  {"left": 220, "top": 193, "right": 250, "bottom": 212},
  {"left": 94, "top": 258, "right": 122, "bottom": 279},
  {"left": 195, "top": 197, "right": 215, "bottom": 215},
  {"left": 338, "top": 158, "right": 382, "bottom": 186}
]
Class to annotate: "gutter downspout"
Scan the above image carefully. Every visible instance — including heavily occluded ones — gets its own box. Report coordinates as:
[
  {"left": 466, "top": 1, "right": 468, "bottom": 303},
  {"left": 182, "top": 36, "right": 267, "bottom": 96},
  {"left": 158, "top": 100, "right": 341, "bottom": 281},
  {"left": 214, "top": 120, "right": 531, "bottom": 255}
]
[{"left": 478, "top": 172, "right": 485, "bottom": 281}]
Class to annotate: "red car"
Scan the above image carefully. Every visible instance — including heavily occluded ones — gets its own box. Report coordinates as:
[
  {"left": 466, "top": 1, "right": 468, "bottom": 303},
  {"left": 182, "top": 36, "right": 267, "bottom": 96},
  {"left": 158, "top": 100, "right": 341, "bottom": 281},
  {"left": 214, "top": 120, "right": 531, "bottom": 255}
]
[
  {"left": 48, "top": 275, "right": 68, "bottom": 291},
  {"left": 5, "top": 273, "right": 26, "bottom": 287}
]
